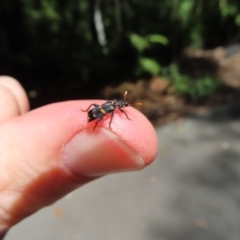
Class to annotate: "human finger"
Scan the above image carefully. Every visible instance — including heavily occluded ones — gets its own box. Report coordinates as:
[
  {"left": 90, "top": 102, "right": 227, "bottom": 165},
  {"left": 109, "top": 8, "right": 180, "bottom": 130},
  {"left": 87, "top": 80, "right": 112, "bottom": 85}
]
[
  {"left": 0, "top": 76, "right": 29, "bottom": 123},
  {"left": 0, "top": 100, "right": 158, "bottom": 233}
]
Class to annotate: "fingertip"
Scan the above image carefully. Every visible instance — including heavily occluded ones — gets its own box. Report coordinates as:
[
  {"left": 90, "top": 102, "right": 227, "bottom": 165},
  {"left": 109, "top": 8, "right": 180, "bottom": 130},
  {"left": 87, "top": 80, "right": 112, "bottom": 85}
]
[
  {"left": 0, "top": 76, "right": 30, "bottom": 115},
  {"left": 64, "top": 100, "right": 159, "bottom": 167},
  {"left": 90, "top": 105, "right": 159, "bottom": 166},
  {"left": 0, "top": 100, "right": 158, "bottom": 228}
]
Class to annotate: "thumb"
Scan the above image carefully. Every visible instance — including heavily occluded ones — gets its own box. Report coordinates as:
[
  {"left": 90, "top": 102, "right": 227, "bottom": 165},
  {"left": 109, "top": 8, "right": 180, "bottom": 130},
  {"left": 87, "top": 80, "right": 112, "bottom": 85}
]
[{"left": 0, "top": 100, "right": 158, "bottom": 232}]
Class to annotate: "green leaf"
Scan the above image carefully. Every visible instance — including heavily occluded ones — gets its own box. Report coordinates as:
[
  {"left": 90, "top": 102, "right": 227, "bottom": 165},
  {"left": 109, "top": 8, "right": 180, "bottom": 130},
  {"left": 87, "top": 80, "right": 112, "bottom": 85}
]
[
  {"left": 179, "top": 0, "right": 194, "bottom": 25},
  {"left": 129, "top": 33, "right": 149, "bottom": 52},
  {"left": 139, "top": 57, "right": 161, "bottom": 75},
  {"left": 147, "top": 34, "right": 168, "bottom": 45},
  {"left": 235, "top": 14, "right": 240, "bottom": 26}
]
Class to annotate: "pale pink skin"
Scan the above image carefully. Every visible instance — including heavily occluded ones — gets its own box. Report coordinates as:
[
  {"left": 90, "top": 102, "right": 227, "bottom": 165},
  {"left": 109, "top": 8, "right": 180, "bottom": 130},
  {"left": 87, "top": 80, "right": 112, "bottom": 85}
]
[{"left": 0, "top": 77, "right": 158, "bottom": 233}]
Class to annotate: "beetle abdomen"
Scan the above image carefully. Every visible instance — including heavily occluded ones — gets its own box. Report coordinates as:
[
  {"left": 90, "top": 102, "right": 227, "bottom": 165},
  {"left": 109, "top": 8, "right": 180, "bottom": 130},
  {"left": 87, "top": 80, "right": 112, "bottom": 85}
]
[{"left": 87, "top": 108, "right": 102, "bottom": 122}]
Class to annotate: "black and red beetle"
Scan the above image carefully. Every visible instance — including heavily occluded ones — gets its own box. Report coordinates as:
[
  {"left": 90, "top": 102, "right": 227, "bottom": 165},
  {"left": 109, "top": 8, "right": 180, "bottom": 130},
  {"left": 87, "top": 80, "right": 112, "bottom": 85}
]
[{"left": 81, "top": 91, "right": 142, "bottom": 130}]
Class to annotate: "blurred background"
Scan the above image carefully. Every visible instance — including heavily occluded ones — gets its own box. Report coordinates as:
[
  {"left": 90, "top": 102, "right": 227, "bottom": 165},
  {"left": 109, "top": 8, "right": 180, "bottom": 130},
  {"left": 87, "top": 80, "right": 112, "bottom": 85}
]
[
  {"left": 1, "top": 0, "right": 240, "bottom": 124},
  {"left": 2, "top": 0, "right": 240, "bottom": 239}
]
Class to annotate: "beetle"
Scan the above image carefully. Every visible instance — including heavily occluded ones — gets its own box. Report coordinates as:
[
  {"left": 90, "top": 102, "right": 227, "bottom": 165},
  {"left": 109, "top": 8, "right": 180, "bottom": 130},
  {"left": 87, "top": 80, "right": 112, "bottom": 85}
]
[{"left": 81, "top": 91, "right": 142, "bottom": 130}]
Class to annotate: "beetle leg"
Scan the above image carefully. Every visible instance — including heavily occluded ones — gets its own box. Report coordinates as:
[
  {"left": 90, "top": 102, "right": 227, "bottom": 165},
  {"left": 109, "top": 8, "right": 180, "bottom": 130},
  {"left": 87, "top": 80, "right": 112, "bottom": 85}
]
[
  {"left": 108, "top": 111, "right": 115, "bottom": 130},
  {"left": 93, "top": 117, "right": 103, "bottom": 131},
  {"left": 81, "top": 104, "right": 99, "bottom": 112},
  {"left": 119, "top": 108, "right": 131, "bottom": 120}
]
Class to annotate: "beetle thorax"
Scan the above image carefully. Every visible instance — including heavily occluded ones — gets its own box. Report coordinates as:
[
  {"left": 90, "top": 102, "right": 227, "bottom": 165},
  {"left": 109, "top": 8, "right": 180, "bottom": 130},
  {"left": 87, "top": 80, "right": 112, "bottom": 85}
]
[{"left": 114, "top": 99, "right": 128, "bottom": 108}]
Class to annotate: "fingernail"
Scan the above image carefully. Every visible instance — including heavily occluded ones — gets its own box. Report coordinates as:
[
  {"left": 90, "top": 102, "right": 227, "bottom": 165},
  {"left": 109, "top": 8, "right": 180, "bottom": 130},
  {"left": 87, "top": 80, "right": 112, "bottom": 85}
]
[{"left": 63, "top": 129, "right": 145, "bottom": 177}]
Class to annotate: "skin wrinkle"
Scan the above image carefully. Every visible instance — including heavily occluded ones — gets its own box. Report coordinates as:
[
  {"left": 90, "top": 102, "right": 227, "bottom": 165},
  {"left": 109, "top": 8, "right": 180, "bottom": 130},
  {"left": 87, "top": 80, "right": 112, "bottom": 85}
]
[
  {"left": 0, "top": 166, "right": 78, "bottom": 229},
  {"left": 4, "top": 146, "right": 36, "bottom": 186},
  {"left": 0, "top": 190, "right": 20, "bottom": 216},
  {"left": 101, "top": 128, "right": 145, "bottom": 163},
  {"left": 0, "top": 127, "right": 49, "bottom": 195},
  {"left": 108, "top": 111, "right": 155, "bottom": 164},
  {"left": 0, "top": 139, "right": 49, "bottom": 227},
  {"left": 0, "top": 194, "right": 13, "bottom": 221},
  {"left": 0, "top": 190, "right": 22, "bottom": 232}
]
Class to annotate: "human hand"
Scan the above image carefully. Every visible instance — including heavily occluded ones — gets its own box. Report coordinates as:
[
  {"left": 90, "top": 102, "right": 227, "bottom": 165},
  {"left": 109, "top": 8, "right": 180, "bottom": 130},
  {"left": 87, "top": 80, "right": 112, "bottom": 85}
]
[{"left": 0, "top": 77, "right": 158, "bottom": 238}]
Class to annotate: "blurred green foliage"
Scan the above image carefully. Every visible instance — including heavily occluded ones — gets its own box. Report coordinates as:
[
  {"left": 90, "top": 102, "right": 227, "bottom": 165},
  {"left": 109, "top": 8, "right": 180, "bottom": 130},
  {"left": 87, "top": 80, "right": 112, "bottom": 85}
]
[
  {"left": 0, "top": 0, "right": 240, "bottom": 103},
  {"left": 129, "top": 33, "right": 168, "bottom": 53},
  {"left": 163, "top": 65, "right": 222, "bottom": 101},
  {"left": 129, "top": 33, "right": 168, "bottom": 75}
]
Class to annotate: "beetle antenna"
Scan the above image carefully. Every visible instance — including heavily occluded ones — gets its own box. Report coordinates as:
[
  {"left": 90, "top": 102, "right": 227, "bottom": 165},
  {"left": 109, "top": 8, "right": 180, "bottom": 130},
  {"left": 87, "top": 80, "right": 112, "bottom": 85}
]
[
  {"left": 124, "top": 91, "right": 128, "bottom": 100},
  {"left": 130, "top": 102, "right": 142, "bottom": 106}
]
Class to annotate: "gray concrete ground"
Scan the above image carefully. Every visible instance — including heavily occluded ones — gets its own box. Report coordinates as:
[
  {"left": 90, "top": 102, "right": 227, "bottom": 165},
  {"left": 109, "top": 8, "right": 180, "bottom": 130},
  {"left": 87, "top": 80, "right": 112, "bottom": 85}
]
[{"left": 6, "top": 101, "right": 240, "bottom": 240}]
